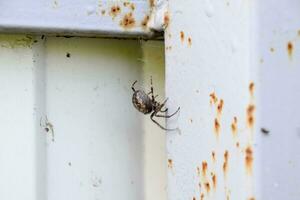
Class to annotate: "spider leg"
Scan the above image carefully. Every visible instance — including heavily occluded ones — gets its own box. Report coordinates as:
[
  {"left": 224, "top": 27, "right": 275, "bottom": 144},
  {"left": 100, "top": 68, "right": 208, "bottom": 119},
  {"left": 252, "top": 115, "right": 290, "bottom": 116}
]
[
  {"left": 150, "top": 112, "right": 177, "bottom": 131},
  {"left": 160, "top": 108, "right": 168, "bottom": 113},
  {"left": 155, "top": 107, "right": 180, "bottom": 118},
  {"left": 132, "top": 80, "right": 137, "bottom": 92}
]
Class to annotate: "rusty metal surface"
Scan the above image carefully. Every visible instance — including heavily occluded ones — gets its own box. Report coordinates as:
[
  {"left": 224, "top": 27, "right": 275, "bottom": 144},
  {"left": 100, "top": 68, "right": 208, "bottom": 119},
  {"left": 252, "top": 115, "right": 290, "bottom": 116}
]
[
  {"left": 0, "top": 0, "right": 159, "bottom": 38},
  {"left": 165, "top": 0, "right": 300, "bottom": 199}
]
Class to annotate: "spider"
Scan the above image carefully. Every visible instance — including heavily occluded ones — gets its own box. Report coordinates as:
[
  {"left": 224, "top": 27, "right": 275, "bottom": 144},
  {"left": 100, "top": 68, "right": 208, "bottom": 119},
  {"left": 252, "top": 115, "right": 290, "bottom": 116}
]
[{"left": 131, "top": 77, "right": 180, "bottom": 131}]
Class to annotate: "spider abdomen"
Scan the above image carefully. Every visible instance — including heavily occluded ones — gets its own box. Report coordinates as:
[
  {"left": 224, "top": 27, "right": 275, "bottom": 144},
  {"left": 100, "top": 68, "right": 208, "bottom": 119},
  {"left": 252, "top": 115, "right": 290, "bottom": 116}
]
[{"left": 132, "top": 90, "right": 153, "bottom": 114}]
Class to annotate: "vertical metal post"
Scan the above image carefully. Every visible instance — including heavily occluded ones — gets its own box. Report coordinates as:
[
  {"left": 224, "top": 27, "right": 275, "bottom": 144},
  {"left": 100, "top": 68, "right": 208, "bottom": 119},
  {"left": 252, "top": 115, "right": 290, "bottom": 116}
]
[{"left": 165, "top": 0, "right": 300, "bottom": 199}]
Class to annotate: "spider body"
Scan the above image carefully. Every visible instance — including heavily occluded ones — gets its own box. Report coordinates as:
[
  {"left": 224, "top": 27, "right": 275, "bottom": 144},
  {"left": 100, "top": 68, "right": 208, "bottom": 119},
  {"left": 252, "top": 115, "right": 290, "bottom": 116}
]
[
  {"left": 132, "top": 90, "right": 153, "bottom": 114},
  {"left": 131, "top": 78, "right": 180, "bottom": 131}
]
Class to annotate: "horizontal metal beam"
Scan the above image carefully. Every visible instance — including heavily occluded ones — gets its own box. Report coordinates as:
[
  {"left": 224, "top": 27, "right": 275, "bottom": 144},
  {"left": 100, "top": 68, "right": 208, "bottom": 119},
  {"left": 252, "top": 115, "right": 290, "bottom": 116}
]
[{"left": 0, "top": 0, "right": 160, "bottom": 38}]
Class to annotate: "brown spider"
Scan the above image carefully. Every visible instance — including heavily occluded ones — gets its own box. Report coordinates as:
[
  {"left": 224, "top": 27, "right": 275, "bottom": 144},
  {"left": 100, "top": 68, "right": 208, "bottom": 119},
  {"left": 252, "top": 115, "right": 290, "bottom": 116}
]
[{"left": 131, "top": 77, "right": 180, "bottom": 131}]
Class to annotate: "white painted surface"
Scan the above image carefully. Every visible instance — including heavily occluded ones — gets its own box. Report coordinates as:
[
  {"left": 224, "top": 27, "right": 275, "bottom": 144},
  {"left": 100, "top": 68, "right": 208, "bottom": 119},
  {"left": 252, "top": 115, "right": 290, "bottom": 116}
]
[
  {"left": 0, "top": 35, "right": 166, "bottom": 200},
  {"left": 0, "top": 0, "right": 154, "bottom": 37},
  {"left": 165, "top": 0, "right": 300, "bottom": 200}
]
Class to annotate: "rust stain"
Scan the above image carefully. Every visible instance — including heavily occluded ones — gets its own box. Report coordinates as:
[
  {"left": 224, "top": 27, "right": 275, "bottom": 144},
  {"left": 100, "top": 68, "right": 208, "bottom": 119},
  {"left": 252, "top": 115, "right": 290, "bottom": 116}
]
[
  {"left": 149, "top": 0, "right": 155, "bottom": 7},
  {"left": 141, "top": 15, "right": 150, "bottom": 29},
  {"left": 204, "top": 182, "right": 210, "bottom": 193},
  {"left": 202, "top": 161, "right": 208, "bottom": 176},
  {"left": 211, "top": 151, "right": 216, "bottom": 162},
  {"left": 164, "top": 12, "right": 170, "bottom": 27},
  {"left": 236, "top": 142, "right": 240, "bottom": 148},
  {"left": 248, "top": 198, "right": 255, "bottom": 200},
  {"left": 211, "top": 174, "right": 217, "bottom": 189},
  {"left": 217, "top": 99, "right": 224, "bottom": 115},
  {"left": 193, "top": 197, "right": 196, "bottom": 200},
  {"left": 298, "top": 30, "right": 300, "bottom": 36},
  {"left": 209, "top": 92, "right": 218, "bottom": 105},
  {"left": 249, "top": 82, "right": 255, "bottom": 97},
  {"left": 200, "top": 193, "right": 204, "bottom": 200},
  {"left": 270, "top": 47, "right": 275, "bottom": 52},
  {"left": 223, "top": 150, "right": 229, "bottom": 176},
  {"left": 109, "top": 5, "right": 121, "bottom": 18},
  {"left": 130, "top": 3, "right": 135, "bottom": 10},
  {"left": 180, "top": 31, "right": 185, "bottom": 42},
  {"left": 214, "top": 118, "right": 220, "bottom": 135},
  {"left": 168, "top": 159, "right": 173, "bottom": 169},
  {"left": 287, "top": 41, "right": 293, "bottom": 59},
  {"left": 101, "top": 9, "right": 106, "bottom": 15},
  {"left": 245, "top": 146, "right": 253, "bottom": 174},
  {"left": 247, "top": 104, "right": 255, "bottom": 128},
  {"left": 120, "top": 12, "right": 135, "bottom": 29},
  {"left": 188, "top": 37, "right": 192, "bottom": 46},
  {"left": 231, "top": 116, "right": 238, "bottom": 135}
]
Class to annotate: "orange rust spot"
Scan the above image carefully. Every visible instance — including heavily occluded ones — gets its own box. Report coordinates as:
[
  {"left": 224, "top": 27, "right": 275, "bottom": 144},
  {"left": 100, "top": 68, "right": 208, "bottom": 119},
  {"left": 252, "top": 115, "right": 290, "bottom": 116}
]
[
  {"left": 212, "top": 174, "right": 217, "bottom": 189},
  {"left": 287, "top": 41, "right": 293, "bottom": 59},
  {"left": 109, "top": 5, "right": 121, "bottom": 18},
  {"left": 149, "top": 0, "right": 155, "bottom": 7},
  {"left": 270, "top": 47, "right": 275, "bottom": 52},
  {"left": 249, "top": 82, "right": 254, "bottom": 97},
  {"left": 245, "top": 146, "right": 253, "bottom": 173},
  {"left": 236, "top": 142, "right": 240, "bottom": 148},
  {"left": 188, "top": 37, "right": 192, "bottom": 46},
  {"left": 247, "top": 104, "right": 255, "bottom": 128},
  {"left": 217, "top": 99, "right": 224, "bottom": 115},
  {"left": 130, "top": 3, "right": 135, "bottom": 10},
  {"left": 214, "top": 118, "right": 220, "bottom": 134},
  {"left": 231, "top": 116, "right": 238, "bottom": 135},
  {"left": 193, "top": 197, "right": 196, "bottom": 200},
  {"left": 101, "top": 10, "right": 106, "bottom": 15},
  {"left": 141, "top": 15, "right": 150, "bottom": 29},
  {"left": 211, "top": 151, "right": 216, "bottom": 162},
  {"left": 180, "top": 31, "right": 185, "bottom": 42},
  {"left": 248, "top": 198, "right": 255, "bottom": 200},
  {"left": 223, "top": 150, "right": 229, "bottom": 175},
  {"left": 120, "top": 12, "right": 135, "bottom": 29},
  {"left": 200, "top": 193, "right": 204, "bottom": 200},
  {"left": 202, "top": 161, "right": 208, "bottom": 176},
  {"left": 164, "top": 12, "right": 170, "bottom": 27},
  {"left": 204, "top": 182, "right": 210, "bottom": 193},
  {"left": 209, "top": 92, "right": 218, "bottom": 105},
  {"left": 168, "top": 159, "right": 173, "bottom": 169}
]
